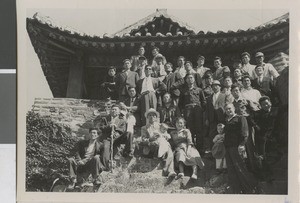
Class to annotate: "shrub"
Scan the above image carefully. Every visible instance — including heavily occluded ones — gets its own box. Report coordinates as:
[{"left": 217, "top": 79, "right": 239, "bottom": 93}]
[{"left": 26, "top": 111, "right": 79, "bottom": 191}]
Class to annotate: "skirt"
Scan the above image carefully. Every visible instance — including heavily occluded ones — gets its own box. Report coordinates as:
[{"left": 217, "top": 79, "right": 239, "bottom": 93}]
[{"left": 174, "top": 146, "right": 204, "bottom": 169}]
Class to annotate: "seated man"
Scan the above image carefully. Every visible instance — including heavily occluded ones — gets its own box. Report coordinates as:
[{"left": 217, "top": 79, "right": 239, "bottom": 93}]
[
  {"left": 136, "top": 108, "right": 176, "bottom": 177},
  {"left": 120, "top": 86, "right": 141, "bottom": 127},
  {"left": 93, "top": 105, "right": 128, "bottom": 169},
  {"left": 68, "top": 128, "right": 104, "bottom": 188}
]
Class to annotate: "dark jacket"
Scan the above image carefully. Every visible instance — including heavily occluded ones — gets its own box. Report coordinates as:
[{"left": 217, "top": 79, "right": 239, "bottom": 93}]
[
  {"left": 252, "top": 76, "right": 274, "bottom": 97},
  {"left": 115, "top": 70, "right": 139, "bottom": 98},
  {"left": 93, "top": 115, "right": 127, "bottom": 140},
  {"left": 224, "top": 115, "right": 249, "bottom": 148},
  {"left": 163, "top": 72, "right": 183, "bottom": 97},
  {"left": 75, "top": 139, "right": 104, "bottom": 160}
]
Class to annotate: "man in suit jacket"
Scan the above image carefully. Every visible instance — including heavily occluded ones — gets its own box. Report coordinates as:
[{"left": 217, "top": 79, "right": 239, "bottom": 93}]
[
  {"left": 120, "top": 86, "right": 141, "bottom": 127},
  {"left": 252, "top": 65, "right": 274, "bottom": 99},
  {"left": 93, "top": 105, "right": 127, "bottom": 170},
  {"left": 184, "top": 61, "right": 203, "bottom": 88},
  {"left": 136, "top": 65, "right": 167, "bottom": 126},
  {"left": 163, "top": 62, "right": 183, "bottom": 104},
  {"left": 68, "top": 128, "right": 104, "bottom": 188},
  {"left": 204, "top": 80, "right": 229, "bottom": 155},
  {"left": 115, "top": 59, "right": 140, "bottom": 102}
]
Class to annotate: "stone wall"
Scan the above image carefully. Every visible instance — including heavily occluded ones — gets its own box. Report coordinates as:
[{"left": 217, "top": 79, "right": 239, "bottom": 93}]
[{"left": 32, "top": 98, "right": 116, "bottom": 137}]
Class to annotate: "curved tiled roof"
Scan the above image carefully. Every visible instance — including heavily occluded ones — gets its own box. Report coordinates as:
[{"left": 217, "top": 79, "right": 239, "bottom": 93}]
[
  {"left": 27, "top": 10, "right": 289, "bottom": 98},
  {"left": 29, "top": 11, "right": 289, "bottom": 39}
]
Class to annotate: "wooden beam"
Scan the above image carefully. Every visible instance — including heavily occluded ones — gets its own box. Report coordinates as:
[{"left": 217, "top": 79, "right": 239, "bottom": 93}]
[{"left": 66, "top": 54, "right": 84, "bottom": 98}]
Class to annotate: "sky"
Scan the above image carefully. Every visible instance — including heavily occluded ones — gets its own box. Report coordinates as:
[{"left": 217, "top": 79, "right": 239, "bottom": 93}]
[{"left": 26, "top": 8, "right": 288, "bottom": 109}]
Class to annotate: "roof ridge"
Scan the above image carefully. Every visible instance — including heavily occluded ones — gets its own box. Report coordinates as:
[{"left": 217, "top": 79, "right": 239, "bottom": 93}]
[{"left": 111, "top": 9, "right": 195, "bottom": 37}]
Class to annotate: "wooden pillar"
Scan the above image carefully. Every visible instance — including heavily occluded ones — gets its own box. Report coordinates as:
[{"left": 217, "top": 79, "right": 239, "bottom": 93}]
[{"left": 66, "top": 53, "right": 84, "bottom": 98}]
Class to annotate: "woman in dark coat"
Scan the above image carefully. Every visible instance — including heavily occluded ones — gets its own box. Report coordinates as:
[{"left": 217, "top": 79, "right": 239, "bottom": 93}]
[{"left": 224, "top": 103, "right": 258, "bottom": 194}]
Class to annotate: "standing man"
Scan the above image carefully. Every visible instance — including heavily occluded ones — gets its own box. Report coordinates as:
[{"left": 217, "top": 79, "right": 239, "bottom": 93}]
[
  {"left": 174, "top": 56, "right": 187, "bottom": 78},
  {"left": 136, "top": 56, "right": 147, "bottom": 80},
  {"left": 136, "top": 65, "right": 167, "bottom": 125},
  {"left": 163, "top": 62, "right": 183, "bottom": 105},
  {"left": 254, "top": 96, "right": 279, "bottom": 182},
  {"left": 194, "top": 55, "right": 211, "bottom": 78},
  {"left": 252, "top": 65, "right": 274, "bottom": 99},
  {"left": 241, "top": 75, "right": 261, "bottom": 110},
  {"left": 241, "top": 52, "right": 256, "bottom": 79},
  {"left": 212, "top": 56, "right": 226, "bottom": 81},
  {"left": 204, "top": 80, "right": 228, "bottom": 156},
  {"left": 115, "top": 59, "right": 139, "bottom": 102},
  {"left": 131, "top": 46, "right": 146, "bottom": 71},
  {"left": 184, "top": 61, "right": 203, "bottom": 88},
  {"left": 151, "top": 47, "right": 166, "bottom": 67},
  {"left": 255, "top": 52, "right": 279, "bottom": 80},
  {"left": 178, "top": 73, "right": 206, "bottom": 153},
  {"left": 232, "top": 68, "right": 244, "bottom": 89},
  {"left": 152, "top": 54, "right": 167, "bottom": 81}
]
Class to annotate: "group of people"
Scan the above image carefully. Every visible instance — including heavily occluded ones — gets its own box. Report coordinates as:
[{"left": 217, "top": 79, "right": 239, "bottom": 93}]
[{"left": 70, "top": 46, "right": 286, "bottom": 194}]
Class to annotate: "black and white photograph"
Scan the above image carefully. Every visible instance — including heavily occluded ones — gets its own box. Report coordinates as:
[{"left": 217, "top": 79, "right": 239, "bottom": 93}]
[{"left": 17, "top": 0, "right": 300, "bottom": 202}]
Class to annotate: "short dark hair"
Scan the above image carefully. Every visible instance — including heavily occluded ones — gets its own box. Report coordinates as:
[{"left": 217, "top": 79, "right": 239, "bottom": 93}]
[
  {"left": 214, "top": 56, "right": 222, "bottom": 61},
  {"left": 145, "top": 64, "right": 152, "bottom": 70},
  {"left": 185, "top": 73, "right": 195, "bottom": 79},
  {"left": 175, "top": 117, "right": 186, "bottom": 125},
  {"left": 89, "top": 127, "right": 98, "bottom": 133},
  {"left": 242, "top": 75, "right": 251, "bottom": 81},
  {"left": 259, "top": 96, "right": 271, "bottom": 104},
  {"left": 127, "top": 86, "right": 136, "bottom": 91},
  {"left": 255, "top": 65, "right": 264, "bottom": 71},
  {"left": 185, "top": 61, "right": 193, "bottom": 67},
  {"left": 108, "top": 66, "right": 116, "bottom": 70},
  {"left": 178, "top": 56, "right": 185, "bottom": 60},
  {"left": 152, "top": 46, "right": 159, "bottom": 52},
  {"left": 111, "top": 104, "right": 120, "bottom": 109},
  {"left": 165, "top": 62, "right": 173, "bottom": 68},
  {"left": 231, "top": 84, "right": 240, "bottom": 91},
  {"left": 197, "top": 55, "right": 205, "bottom": 60},
  {"left": 223, "top": 75, "right": 232, "bottom": 80}
]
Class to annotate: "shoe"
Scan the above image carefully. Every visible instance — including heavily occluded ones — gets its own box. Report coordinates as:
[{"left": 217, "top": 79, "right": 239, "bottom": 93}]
[
  {"left": 168, "top": 172, "right": 177, "bottom": 178},
  {"left": 67, "top": 178, "right": 77, "bottom": 189},
  {"left": 162, "top": 170, "right": 168, "bottom": 177},
  {"left": 191, "top": 174, "right": 197, "bottom": 180},
  {"left": 93, "top": 179, "right": 102, "bottom": 186},
  {"left": 216, "top": 169, "right": 222, "bottom": 175},
  {"left": 177, "top": 172, "right": 184, "bottom": 178}
]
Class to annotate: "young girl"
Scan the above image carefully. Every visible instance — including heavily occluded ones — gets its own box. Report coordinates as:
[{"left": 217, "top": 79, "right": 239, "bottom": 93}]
[{"left": 212, "top": 123, "right": 227, "bottom": 174}]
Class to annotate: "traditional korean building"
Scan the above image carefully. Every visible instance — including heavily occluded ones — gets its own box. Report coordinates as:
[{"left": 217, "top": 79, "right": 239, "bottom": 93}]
[{"left": 27, "top": 9, "right": 289, "bottom": 99}]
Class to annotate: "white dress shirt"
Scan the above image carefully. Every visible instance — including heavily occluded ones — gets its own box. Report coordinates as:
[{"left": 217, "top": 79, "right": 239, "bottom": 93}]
[
  {"left": 241, "top": 87, "right": 261, "bottom": 103},
  {"left": 241, "top": 63, "right": 256, "bottom": 79},
  {"left": 141, "top": 76, "right": 155, "bottom": 93},
  {"left": 175, "top": 67, "right": 186, "bottom": 78},
  {"left": 212, "top": 91, "right": 220, "bottom": 109}
]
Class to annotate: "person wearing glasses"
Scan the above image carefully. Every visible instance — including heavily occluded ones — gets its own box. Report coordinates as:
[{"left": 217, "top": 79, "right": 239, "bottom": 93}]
[{"left": 136, "top": 65, "right": 166, "bottom": 125}]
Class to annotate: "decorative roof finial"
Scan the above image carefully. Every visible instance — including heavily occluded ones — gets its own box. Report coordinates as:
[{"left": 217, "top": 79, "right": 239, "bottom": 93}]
[{"left": 156, "top": 9, "right": 167, "bottom": 15}]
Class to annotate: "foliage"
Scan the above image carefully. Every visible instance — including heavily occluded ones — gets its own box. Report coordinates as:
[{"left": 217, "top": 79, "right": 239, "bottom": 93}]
[{"left": 26, "top": 111, "right": 79, "bottom": 191}]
